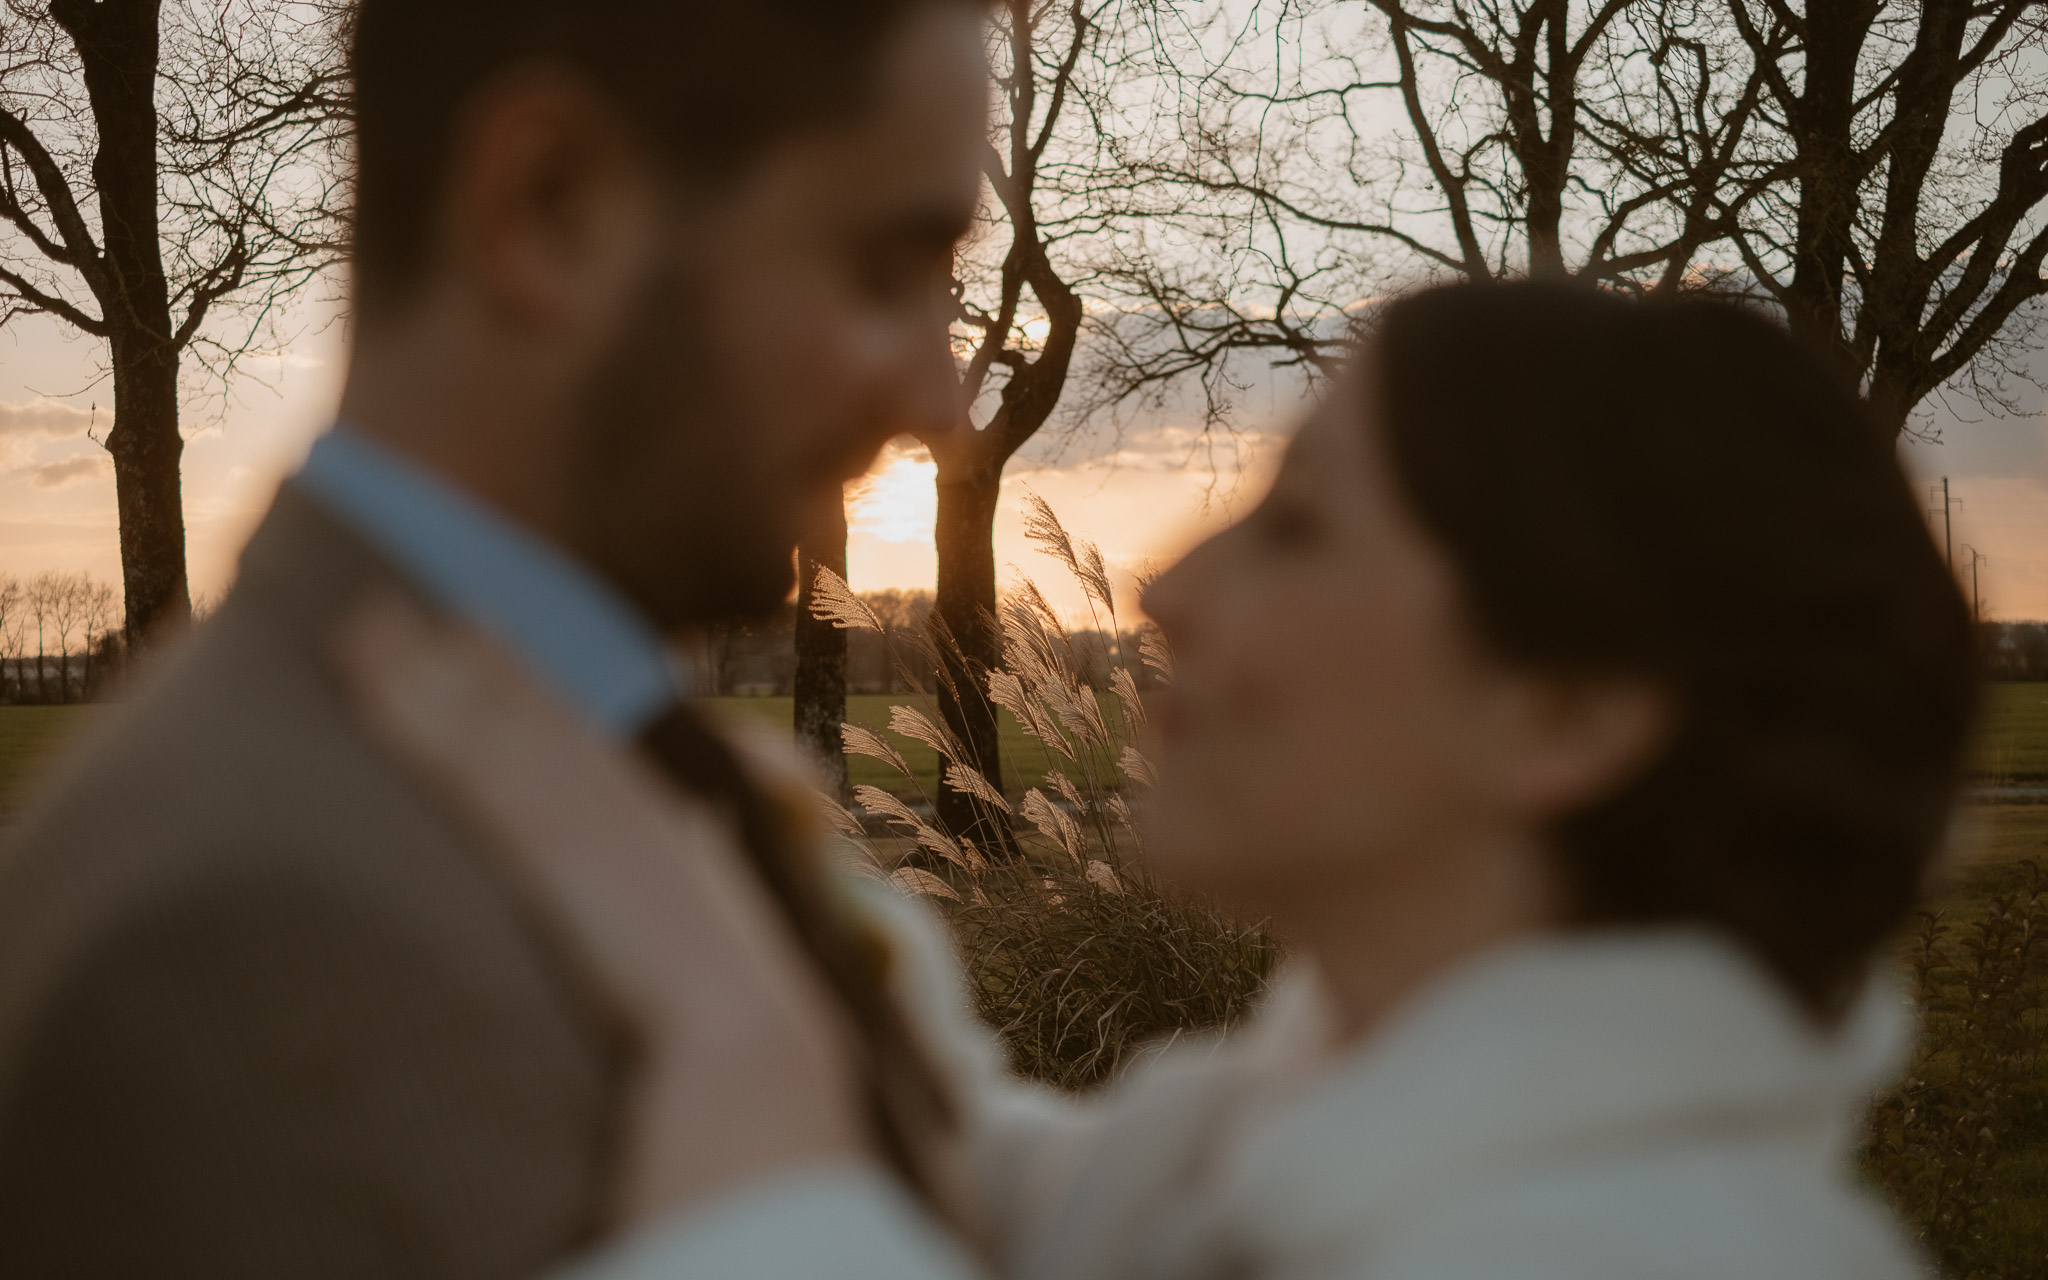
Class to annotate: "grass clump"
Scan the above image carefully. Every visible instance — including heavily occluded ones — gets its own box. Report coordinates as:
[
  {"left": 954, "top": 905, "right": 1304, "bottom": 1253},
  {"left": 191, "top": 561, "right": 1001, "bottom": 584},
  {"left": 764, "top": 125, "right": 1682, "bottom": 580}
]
[
  {"left": 1969, "top": 684, "right": 2048, "bottom": 782},
  {"left": 948, "top": 860, "right": 1276, "bottom": 1089},
  {"left": 810, "top": 495, "right": 1277, "bottom": 1089}
]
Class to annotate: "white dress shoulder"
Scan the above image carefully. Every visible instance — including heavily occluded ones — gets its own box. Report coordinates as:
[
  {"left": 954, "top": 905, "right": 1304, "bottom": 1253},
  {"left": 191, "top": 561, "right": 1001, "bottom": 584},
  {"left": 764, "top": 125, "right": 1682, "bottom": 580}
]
[{"left": 563, "top": 887, "right": 1928, "bottom": 1280}]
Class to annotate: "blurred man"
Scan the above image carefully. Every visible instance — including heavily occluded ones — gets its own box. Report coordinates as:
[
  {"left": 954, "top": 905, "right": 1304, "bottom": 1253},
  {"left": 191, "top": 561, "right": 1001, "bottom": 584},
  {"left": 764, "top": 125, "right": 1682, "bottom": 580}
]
[{"left": 0, "top": 1, "right": 984, "bottom": 1273}]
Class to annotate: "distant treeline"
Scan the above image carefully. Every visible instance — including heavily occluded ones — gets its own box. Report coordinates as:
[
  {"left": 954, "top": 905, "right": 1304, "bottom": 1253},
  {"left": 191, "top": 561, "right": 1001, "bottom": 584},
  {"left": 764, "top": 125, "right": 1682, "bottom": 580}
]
[
  {"left": 691, "top": 588, "right": 1166, "bottom": 699},
  {"left": 0, "top": 572, "right": 123, "bottom": 705},
  {"left": 698, "top": 612, "right": 2048, "bottom": 693},
  {"left": 1980, "top": 622, "right": 2048, "bottom": 682}
]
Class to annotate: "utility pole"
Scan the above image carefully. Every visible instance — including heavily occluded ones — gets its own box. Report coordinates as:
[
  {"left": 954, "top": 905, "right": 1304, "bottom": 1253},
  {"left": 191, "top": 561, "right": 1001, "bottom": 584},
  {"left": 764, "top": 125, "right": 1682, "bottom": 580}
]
[
  {"left": 1944, "top": 477, "right": 1954, "bottom": 571},
  {"left": 1961, "top": 544, "right": 1987, "bottom": 623},
  {"left": 1929, "top": 479, "right": 1960, "bottom": 571}
]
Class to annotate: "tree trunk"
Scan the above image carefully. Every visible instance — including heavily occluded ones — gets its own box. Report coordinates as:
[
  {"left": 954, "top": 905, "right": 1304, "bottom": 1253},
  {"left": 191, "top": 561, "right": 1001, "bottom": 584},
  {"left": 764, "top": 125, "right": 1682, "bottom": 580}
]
[
  {"left": 54, "top": 0, "right": 192, "bottom": 645},
  {"left": 1863, "top": 374, "right": 1916, "bottom": 443},
  {"left": 1780, "top": 0, "right": 1867, "bottom": 380},
  {"left": 107, "top": 333, "right": 190, "bottom": 645},
  {"left": 932, "top": 455, "right": 1012, "bottom": 852},
  {"left": 794, "top": 488, "right": 850, "bottom": 802},
  {"left": 1517, "top": 0, "right": 1573, "bottom": 278}
]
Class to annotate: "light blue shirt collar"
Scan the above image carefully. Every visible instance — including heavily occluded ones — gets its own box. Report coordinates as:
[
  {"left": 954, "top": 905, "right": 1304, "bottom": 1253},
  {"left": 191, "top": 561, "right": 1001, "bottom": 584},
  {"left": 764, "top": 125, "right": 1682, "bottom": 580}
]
[{"left": 296, "top": 427, "right": 680, "bottom": 738}]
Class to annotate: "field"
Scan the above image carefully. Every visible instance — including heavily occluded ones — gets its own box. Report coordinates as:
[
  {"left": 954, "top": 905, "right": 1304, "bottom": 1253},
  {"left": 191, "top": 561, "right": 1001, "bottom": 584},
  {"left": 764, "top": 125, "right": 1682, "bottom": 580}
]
[
  {"left": 9, "top": 683, "right": 2041, "bottom": 805},
  {"left": 8, "top": 685, "right": 2048, "bottom": 1272},
  {"left": 706, "top": 693, "right": 1130, "bottom": 800},
  {"left": 1973, "top": 683, "right": 2048, "bottom": 780},
  {"left": 0, "top": 706, "right": 93, "bottom": 810}
]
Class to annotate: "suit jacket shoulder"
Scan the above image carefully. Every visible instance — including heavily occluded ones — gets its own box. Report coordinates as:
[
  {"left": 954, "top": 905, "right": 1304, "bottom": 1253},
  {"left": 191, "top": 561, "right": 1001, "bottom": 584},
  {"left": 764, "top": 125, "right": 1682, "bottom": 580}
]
[{"left": 0, "top": 486, "right": 618, "bottom": 1279}]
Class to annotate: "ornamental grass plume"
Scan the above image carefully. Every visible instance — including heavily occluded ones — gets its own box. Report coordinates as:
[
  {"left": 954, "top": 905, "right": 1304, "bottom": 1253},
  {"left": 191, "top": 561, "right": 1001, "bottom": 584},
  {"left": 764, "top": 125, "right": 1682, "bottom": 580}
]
[
  {"left": 809, "top": 495, "right": 1276, "bottom": 1088},
  {"left": 807, "top": 565, "right": 882, "bottom": 631}
]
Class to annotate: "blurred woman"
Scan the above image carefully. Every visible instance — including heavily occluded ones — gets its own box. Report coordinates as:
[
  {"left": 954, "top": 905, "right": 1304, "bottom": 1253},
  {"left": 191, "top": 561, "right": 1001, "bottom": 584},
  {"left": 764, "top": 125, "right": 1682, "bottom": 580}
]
[{"left": 338, "top": 281, "right": 1973, "bottom": 1280}]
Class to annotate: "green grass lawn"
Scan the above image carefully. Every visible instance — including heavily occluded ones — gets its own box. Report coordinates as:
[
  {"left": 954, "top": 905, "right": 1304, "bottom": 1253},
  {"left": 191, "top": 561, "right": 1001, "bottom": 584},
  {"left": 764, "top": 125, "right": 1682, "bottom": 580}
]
[
  {"left": 1971, "top": 681, "right": 2048, "bottom": 780},
  {"left": 0, "top": 706, "right": 93, "bottom": 808},
  {"left": 706, "top": 693, "right": 1128, "bottom": 801},
  {"left": 4, "top": 686, "right": 2041, "bottom": 806}
]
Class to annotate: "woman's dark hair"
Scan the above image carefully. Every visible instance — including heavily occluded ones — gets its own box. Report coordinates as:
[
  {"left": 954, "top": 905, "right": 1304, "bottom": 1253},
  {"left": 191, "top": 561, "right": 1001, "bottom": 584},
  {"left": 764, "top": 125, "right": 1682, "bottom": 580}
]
[
  {"left": 1373, "top": 281, "right": 1976, "bottom": 1019},
  {"left": 350, "top": 0, "right": 977, "bottom": 315}
]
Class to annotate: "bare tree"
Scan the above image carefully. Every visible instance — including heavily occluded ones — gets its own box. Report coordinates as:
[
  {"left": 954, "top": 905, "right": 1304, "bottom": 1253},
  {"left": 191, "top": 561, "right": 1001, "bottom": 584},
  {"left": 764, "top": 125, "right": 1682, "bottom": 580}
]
[
  {"left": 0, "top": 0, "right": 351, "bottom": 643},
  {"left": 1102, "top": 0, "right": 2048, "bottom": 442},
  {"left": 0, "top": 573, "right": 20, "bottom": 701},
  {"left": 75, "top": 573, "right": 115, "bottom": 696},
  {"left": 1097, "top": 0, "right": 1758, "bottom": 385},
  {"left": 1712, "top": 0, "right": 2048, "bottom": 436},
  {"left": 24, "top": 571, "right": 60, "bottom": 702},
  {"left": 47, "top": 571, "right": 86, "bottom": 701},
  {"left": 866, "top": 589, "right": 934, "bottom": 694},
  {"left": 926, "top": 0, "right": 1155, "bottom": 846}
]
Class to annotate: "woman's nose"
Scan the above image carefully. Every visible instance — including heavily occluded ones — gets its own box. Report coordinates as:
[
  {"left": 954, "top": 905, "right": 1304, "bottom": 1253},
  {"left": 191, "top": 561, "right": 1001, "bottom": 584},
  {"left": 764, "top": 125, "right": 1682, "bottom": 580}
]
[{"left": 891, "top": 296, "right": 967, "bottom": 444}]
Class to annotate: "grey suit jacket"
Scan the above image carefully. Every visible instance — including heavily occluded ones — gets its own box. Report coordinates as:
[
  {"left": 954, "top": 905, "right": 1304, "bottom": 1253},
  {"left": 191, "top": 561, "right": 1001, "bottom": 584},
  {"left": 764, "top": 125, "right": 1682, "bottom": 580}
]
[{"left": 0, "top": 485, "right": 618, "bottom": 1278}]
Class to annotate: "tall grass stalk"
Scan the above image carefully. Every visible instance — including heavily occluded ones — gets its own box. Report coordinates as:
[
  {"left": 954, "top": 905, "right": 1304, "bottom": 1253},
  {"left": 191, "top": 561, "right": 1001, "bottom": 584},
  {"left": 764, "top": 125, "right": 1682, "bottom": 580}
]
[{"left": 809, "top": 497, "right": 1276, "bottom": 1088}]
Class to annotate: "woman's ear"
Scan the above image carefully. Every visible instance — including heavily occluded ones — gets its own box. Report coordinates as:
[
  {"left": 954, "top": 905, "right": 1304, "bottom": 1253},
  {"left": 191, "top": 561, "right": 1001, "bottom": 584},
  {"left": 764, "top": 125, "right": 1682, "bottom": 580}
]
[{"left": 1499, "top": 676, "right": 1676, "bottom": 820}]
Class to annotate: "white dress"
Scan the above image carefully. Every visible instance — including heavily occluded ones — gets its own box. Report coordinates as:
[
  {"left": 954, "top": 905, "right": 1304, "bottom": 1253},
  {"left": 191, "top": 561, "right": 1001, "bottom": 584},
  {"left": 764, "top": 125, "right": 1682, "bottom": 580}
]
[{"left": 563, "top": 891, "right": 1929, "bottom": 1280}]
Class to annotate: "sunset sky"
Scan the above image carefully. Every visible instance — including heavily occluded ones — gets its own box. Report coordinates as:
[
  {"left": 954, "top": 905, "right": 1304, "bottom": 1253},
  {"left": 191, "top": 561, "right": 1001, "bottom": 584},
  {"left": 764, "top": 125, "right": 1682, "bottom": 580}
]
[{"left": 4, "top": 296, "right": 2048, "bottom": 623}]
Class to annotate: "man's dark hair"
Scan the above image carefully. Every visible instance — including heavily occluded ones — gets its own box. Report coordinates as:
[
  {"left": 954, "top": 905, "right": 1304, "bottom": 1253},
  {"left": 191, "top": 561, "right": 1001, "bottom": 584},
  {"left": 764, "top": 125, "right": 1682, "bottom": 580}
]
[
  {"left": 350, "top": 0, "right": 970, "bottom": 312},
  {"left": 1372, "top": 282, "right": 1976, "bottom": 1020}
]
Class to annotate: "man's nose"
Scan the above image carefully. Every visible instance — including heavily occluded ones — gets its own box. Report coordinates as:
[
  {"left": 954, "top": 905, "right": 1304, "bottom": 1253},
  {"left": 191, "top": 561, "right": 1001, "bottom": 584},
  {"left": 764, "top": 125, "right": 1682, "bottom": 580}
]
[{"left": 895, "top": 323, "right": 965, "bottom": 444}]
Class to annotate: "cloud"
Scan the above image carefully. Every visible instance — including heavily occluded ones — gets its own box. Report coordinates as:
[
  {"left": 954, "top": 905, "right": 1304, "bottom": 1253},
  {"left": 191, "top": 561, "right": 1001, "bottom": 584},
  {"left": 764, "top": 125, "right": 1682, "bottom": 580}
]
[
  {"left": 29, "top": 457, "right": 104, "bottom": 489},
  {"left": 0, "top": 400, "right": 97, "bottom": 471},
  {"left": 0, "top": 400, "right": 94, "bottom": 439},
  {"left": 1026, "top": 424, "right": 1285, "bottom": 479}
]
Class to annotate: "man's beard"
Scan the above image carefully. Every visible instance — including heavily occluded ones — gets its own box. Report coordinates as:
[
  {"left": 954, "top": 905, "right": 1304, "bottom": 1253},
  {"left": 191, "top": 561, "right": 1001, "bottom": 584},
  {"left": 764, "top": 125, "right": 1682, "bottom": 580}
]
[{"left": 570, "top": 263, "right": 801, "bottom": 629}]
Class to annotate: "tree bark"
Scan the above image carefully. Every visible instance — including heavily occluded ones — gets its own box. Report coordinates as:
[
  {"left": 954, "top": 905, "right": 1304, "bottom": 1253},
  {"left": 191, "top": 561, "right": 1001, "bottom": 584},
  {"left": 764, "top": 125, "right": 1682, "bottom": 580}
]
[
  {"left": 794, "top": 488, "right": 850, "bottom": 803},
  {"left": 932, "top": 454, "right": 1010, "bottom": 851},
  {"left": 107, "top": 333, "right": 191, "bottom": 645},
  {"left": 53, "top": 0, "right": 193, "bottom": 644},
  {"left": 919, "top": 0, "right": 1089, "bottom": 852},
  {"left": 1778, "top": 0, "right": 1869, "bottom": 379}
]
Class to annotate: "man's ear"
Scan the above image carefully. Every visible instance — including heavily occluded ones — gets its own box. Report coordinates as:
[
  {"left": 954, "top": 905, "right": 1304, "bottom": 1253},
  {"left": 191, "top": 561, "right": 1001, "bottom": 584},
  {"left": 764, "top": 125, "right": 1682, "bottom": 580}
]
[
  {"left": 440, "top": 67, "right": 663, "bottom": 330},
  {"left": 1501, "top": 675, "right": 1676, "bottom": 820}
]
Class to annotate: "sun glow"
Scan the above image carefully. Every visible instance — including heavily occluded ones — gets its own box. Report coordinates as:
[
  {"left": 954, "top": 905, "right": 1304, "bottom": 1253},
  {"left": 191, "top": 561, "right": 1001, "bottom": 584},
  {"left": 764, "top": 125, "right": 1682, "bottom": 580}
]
[{"left": 847, "top": 444, "right": 938, "bottom": 545}]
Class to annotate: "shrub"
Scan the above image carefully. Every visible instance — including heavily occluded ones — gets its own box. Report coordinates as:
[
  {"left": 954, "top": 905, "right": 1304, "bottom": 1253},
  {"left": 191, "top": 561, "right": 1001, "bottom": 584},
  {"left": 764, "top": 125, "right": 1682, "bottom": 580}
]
[
  {"left": 947, "top": 857, "right": 1276, "bottom": 1089},
  {"left": 1865, "top": 860, "right": 2048, "bottom": 1279}
]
